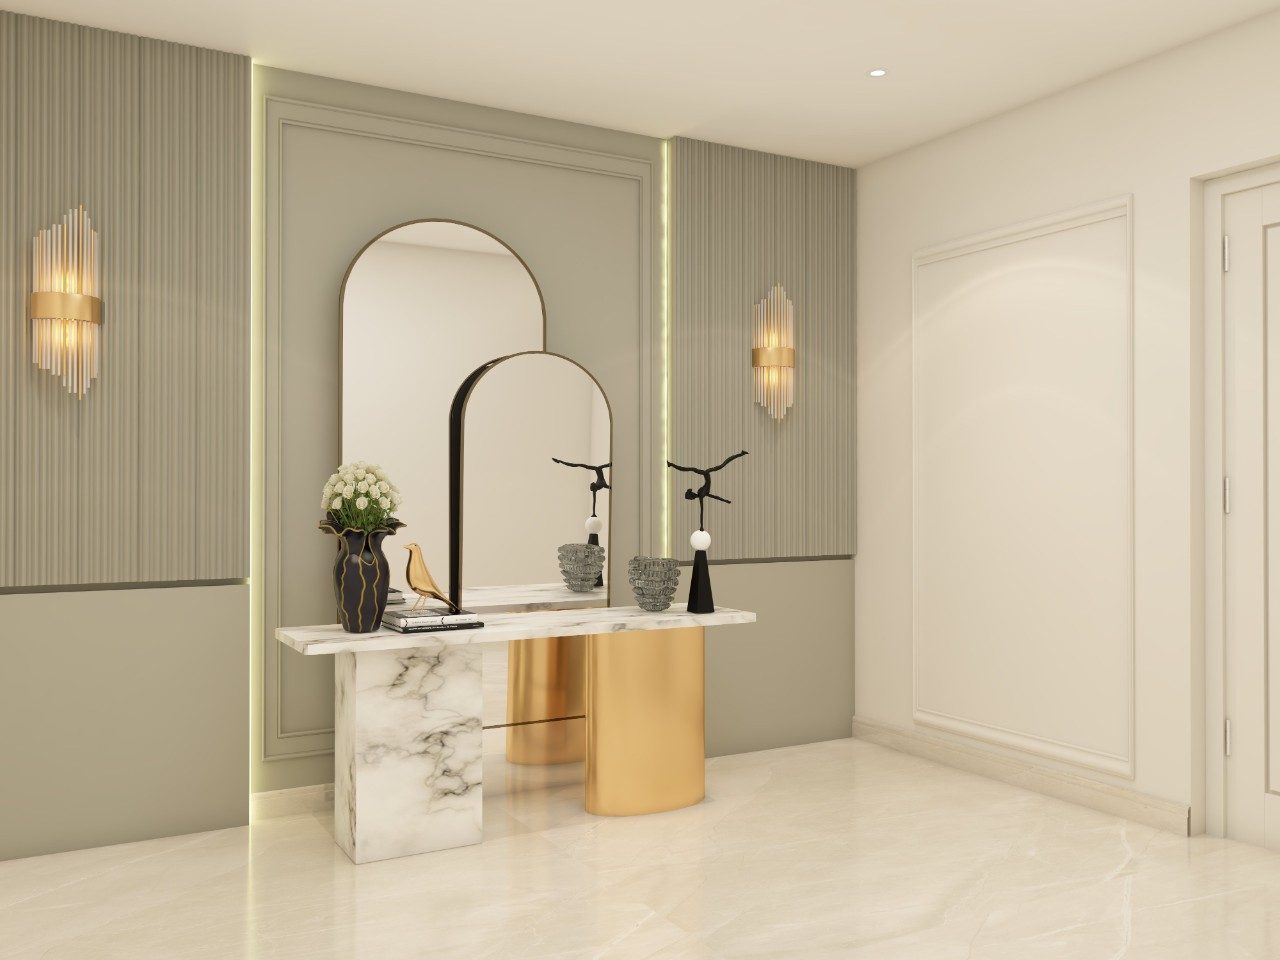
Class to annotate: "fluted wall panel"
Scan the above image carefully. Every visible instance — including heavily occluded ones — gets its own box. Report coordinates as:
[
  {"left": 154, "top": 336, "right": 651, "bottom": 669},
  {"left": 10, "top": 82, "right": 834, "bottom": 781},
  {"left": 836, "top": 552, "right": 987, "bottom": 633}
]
[
  {"left": 669, "top": 138, "right": 855, "bottom": 560},
  {"left": 0, "top": 12, "right": 248, "bottom": 587},
  {"left": 0, "top": 20, "right": 15, "bottom": 585},
  {"left": 78, "top": 25, "right": 140, "bottom": 584}
]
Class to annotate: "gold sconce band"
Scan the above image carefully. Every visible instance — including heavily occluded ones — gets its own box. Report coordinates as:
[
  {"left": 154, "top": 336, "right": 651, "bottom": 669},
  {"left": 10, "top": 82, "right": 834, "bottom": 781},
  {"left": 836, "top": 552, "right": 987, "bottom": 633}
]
[
  {"left": 29, "top": 292, "right": 103, "bottom": 326},
  {"left": 751, "top": 346, "right": 794, "bottom": 369}
]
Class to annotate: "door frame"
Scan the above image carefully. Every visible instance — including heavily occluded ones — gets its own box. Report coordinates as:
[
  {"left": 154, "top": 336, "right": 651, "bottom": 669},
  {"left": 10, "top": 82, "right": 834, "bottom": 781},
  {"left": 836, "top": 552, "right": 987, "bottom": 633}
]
[{"left": 1204, "top": 160, "right": 1280, "bottom": 837}]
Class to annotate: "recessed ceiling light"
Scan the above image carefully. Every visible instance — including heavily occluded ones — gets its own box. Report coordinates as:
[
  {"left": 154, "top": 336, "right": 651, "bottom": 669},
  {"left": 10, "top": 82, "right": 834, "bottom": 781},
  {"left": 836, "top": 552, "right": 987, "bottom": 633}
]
[{"left": 868, "top": 68, "right": 887, "bottom": 78}]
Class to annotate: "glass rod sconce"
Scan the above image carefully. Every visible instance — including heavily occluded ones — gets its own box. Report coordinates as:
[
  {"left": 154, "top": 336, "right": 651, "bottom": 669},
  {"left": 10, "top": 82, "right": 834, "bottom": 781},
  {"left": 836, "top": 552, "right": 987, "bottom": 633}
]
[
  {"left": 751, "top": 283, "right": 796, "bottom": 421},
  {"left": 30, "top": 205, "right": 103, "bottom": 398}
]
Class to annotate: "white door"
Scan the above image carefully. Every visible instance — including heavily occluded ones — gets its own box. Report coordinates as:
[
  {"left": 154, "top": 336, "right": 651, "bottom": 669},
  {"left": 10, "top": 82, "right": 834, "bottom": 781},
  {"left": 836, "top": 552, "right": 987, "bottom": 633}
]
[{"left": 1217, "top": 170, "right": 1280, "bottom": 846}]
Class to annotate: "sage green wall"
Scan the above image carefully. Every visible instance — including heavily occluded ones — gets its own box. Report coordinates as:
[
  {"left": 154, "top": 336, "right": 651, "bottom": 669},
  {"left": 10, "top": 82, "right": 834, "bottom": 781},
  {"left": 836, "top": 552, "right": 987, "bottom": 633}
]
[
  {"left": 0, "top": 12, "right": 250, "bottom": 860},
  {"left": 254, "top": 67, "right": 664, "bottom": 791},
  {"left": 0, "top": 585, "right": 249, "bottom": 861},
  {"left": 667, "top": 138, "right": 857, "bottom": 757},
  {"left": 699, "top": 560, "right": 856, "bottom": 756}
]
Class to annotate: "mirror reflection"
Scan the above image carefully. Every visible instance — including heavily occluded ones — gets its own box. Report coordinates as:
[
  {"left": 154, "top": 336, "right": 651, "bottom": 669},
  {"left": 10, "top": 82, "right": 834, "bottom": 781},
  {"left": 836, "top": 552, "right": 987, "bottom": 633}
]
[
  {"left": 460, "top": 352, "right": 611, "bottom": 591},
  {"left": 455, "top": 350, "right": 609, "bottom": 771}
]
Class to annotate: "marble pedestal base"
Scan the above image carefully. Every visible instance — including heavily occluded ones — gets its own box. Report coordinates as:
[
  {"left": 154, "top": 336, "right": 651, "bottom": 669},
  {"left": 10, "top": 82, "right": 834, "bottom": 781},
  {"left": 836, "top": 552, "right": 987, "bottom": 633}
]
[{"left": 334, "top": 643, "right": 482, "bottom": 864}]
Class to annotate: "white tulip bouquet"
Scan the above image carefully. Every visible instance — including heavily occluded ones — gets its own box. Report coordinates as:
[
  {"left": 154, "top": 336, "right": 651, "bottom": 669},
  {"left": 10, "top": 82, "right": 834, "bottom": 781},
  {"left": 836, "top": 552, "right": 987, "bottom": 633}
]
[{"left": 321, "top": 461, "right": 403, "bottom": 531}]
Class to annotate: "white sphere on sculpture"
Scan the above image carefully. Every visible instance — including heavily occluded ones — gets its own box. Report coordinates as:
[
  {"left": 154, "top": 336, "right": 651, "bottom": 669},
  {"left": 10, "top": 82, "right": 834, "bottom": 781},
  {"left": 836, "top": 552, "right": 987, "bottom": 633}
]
[
  {"left": 690, "top": 529, "right": 711, "bottom": 551},
  {"left": 585, "top": 515, "right": 604, "bottom": 535}
]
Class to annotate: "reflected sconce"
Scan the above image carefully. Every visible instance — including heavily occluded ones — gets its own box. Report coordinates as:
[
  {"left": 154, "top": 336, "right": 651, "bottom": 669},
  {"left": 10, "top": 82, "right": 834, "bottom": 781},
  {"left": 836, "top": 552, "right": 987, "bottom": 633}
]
[
  {"left": 751, "top": 283, "right": 796, "bottom": 421},
  {"left": 29, "top": 206, "right": 102, "bottom": 398}
]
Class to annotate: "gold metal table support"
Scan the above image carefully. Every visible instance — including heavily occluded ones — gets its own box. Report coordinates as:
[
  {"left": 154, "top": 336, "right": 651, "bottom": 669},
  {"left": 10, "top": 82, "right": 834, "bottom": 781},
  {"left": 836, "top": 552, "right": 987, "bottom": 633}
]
[
  {"left": 585, "top": 626, "right": 705, "bottom": 816},
  {"left": 505, "top": 636, "right": 585, "bottom": 764}
]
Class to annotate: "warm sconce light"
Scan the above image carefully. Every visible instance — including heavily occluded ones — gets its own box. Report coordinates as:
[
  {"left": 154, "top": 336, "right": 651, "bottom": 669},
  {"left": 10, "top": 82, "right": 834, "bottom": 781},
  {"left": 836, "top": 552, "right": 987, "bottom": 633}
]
[
  {"left": 751, "top": 283, "right": 796, "bottom": 421},
  {"left": 29, "top": 205, "right": 102, "bottom": 398}
]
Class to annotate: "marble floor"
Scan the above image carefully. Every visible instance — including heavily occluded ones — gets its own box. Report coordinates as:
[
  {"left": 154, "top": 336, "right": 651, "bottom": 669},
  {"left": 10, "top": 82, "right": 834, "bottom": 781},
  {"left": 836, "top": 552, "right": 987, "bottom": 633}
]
[{"left": 5, "top": 738, "right": 1280, "bottom": 959}]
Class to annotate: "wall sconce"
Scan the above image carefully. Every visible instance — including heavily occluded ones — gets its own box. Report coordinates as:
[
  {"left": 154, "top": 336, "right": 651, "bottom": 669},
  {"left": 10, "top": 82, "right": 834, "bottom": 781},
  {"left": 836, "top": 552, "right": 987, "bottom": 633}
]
[
  {"left": 751, "top": 283, "right": 796, "bottom": 421},
  {"left": 29, "top": 205, "right": 102, "bottom": 398}
]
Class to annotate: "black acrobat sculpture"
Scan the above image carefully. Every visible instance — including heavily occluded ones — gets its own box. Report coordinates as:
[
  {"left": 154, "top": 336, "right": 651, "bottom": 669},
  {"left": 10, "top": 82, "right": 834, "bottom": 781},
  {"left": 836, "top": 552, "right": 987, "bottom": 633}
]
[
  {"left": 552, "top": 457, "right": 611, "bottom": 587},
  {"left": 666, "top": 450, "right": 748, "bottom": 613}
]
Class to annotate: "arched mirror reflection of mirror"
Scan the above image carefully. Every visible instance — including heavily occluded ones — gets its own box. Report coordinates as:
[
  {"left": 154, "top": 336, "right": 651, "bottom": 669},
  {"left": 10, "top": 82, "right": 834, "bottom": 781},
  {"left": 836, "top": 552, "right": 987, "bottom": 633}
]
[{"left": 340, "top": 220, "right": 544, "bottom": 596}]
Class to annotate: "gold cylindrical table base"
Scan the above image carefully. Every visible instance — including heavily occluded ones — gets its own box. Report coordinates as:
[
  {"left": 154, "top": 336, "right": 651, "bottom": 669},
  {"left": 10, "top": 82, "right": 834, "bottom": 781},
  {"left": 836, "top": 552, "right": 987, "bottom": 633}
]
[
  {"left": 585, "top": 626, "right": 705, "bottom": 816},
  {"left": 505, "top": 636, "right": 585, "bottom": 764}
]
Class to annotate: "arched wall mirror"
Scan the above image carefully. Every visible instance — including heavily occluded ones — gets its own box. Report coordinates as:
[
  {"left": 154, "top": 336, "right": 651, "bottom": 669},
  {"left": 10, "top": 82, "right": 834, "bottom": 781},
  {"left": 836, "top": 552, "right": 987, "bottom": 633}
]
[
  {"left": 341, "top": 220, "right": 610, "bottom": 596},
  {"left": 341, "top": 219, "right": 612, "bottom": 770},
  {"left": 448, "top": 351, "right": 612, "bottom": 609}
]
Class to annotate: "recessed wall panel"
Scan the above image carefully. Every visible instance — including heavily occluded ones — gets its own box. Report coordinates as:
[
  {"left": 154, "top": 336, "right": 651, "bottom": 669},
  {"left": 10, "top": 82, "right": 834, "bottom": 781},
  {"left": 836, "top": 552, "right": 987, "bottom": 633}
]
[
  {"left": 260, "top": 89, "right": 656, "bottom": 774},
  {"left": 912, "top": 201, "right": 1134, "bottom": 776}
]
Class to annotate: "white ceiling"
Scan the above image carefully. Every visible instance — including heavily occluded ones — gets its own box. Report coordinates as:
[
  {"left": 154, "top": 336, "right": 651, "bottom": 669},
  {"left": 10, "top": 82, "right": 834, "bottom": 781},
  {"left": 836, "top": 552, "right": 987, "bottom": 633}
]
[{"left": 15, "top": 0, "right": 1280, "bottom": 166}]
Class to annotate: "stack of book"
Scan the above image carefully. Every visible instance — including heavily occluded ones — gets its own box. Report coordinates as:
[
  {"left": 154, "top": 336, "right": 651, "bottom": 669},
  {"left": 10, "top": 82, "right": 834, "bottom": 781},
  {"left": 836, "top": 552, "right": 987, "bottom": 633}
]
[{"left": 382, "top": 605, "right": 483, "bottom": 634}]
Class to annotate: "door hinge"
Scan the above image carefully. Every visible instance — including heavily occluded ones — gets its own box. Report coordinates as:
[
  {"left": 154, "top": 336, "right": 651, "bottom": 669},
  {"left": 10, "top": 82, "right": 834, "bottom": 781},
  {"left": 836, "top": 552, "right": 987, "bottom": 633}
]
[
  {"left": 1224, "top": 476, "right": 1232, "bottom": 515},
  {"left": 1225, "top": 717, "right": 1233, "bottom": 757},
  {"left": 1223, "top": 235, "right": 1231, "bottom": 272}
]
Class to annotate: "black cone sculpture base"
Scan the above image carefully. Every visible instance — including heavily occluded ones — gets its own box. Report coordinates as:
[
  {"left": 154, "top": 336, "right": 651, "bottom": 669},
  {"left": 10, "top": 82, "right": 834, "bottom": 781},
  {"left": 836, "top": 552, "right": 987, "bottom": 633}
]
[
  {"left": 588, "top": 531, "right": 604, "bottom": 587},
  {"left": 687, "top": 549, "right": 714, "bottom": 613}
]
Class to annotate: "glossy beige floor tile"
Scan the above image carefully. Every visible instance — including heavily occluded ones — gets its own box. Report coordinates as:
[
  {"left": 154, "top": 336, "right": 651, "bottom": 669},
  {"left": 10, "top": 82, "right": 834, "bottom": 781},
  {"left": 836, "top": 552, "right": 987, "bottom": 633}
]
[{"left": 4, "top": 739, "right": 1280, "bottom": 959}]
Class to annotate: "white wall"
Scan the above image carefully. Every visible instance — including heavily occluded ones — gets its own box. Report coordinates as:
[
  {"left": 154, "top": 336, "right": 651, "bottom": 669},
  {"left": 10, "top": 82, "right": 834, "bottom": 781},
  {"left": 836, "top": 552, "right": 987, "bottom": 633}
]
[
  {"left": 856, "top": 10, "right": 1280, "bottom": 817},
  {"left": 343, "top": 240, "right": 608, "bottom": 592}
]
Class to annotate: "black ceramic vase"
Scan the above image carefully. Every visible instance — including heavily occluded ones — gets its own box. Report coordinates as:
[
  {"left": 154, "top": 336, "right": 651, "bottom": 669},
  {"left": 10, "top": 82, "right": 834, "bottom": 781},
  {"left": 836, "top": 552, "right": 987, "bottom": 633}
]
[{"left": 319, "top": 515, "right": 404, "bottom": 633}]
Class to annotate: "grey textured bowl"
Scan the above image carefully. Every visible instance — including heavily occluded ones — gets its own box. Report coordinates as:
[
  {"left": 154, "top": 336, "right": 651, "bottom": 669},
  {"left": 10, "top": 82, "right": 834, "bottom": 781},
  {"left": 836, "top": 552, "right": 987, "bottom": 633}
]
[
  {"left": 558, "top": 543, "right": 606, "bottom": 592},
  {"left": 628, "top": 556, "right": 679, "bottom": 612}
]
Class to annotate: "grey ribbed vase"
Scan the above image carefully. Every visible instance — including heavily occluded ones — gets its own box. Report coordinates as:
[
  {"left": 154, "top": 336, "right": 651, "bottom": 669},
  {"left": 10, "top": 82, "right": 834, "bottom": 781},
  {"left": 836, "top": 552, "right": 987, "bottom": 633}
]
[
  {"left": 558, "top": 543, "right": 605, "bottom": 592},
  {"left": 628, "top": 556, "right": 679, "bottom": 612}
]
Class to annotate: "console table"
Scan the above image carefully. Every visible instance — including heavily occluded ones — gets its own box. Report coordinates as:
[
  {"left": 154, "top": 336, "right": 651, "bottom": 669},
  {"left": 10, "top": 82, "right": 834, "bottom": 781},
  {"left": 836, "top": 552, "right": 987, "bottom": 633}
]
[{"left": 276, "top": 601, "right": 756, "bottom": 863}]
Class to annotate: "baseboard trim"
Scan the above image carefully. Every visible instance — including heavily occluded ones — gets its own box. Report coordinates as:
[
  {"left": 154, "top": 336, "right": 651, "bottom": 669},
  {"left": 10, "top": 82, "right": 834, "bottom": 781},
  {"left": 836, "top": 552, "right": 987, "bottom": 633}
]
[
  {"left": 852, "top": 716, "right": 1189, "bottom": 835},
  {"left": 250, "top": 782, "right": 334, "bottom": 821}
]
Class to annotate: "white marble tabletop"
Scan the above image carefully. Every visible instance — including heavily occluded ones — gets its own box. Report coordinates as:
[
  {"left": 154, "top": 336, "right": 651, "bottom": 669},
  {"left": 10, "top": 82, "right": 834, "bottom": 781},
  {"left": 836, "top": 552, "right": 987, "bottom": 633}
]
[
  {"left": 387, "top": 582, "right": 607, "bottom": 614},
  {"left": 277, "top": 605, "right": 757, "bottom": 656}
]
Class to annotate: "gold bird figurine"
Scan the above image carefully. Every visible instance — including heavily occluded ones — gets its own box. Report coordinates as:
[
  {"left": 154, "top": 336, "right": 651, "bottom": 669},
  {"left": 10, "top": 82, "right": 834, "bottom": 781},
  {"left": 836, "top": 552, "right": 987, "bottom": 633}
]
[{"left": 404, "top": 543, "right": 460, "bottom": 612}]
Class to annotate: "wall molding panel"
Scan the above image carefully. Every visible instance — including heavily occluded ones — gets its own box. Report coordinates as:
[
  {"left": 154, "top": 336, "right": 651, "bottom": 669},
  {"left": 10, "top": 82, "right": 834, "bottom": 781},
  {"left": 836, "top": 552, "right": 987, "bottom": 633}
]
[
  {"left": 258, "top": 71, "right": 661, "bottom": 783},
  {"left": 0, "top": 11, "right": 249, "bottom": 588},
  {"left": 668, "top": 137, "right": 855, "bottom": 561},
  {"left": 911, "top": 197, "right": 1135, "bottom": 779}
]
